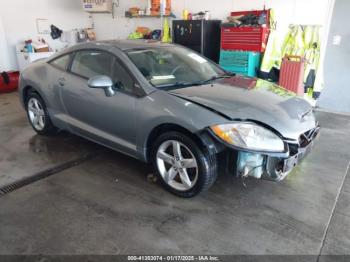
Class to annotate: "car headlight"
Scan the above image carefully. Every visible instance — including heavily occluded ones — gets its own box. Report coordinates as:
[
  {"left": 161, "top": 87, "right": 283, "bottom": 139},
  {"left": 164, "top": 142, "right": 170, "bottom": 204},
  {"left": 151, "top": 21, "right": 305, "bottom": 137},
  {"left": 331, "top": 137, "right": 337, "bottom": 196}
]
[{"left": 210, "top": 122, "right": 285, "bottom": 152}]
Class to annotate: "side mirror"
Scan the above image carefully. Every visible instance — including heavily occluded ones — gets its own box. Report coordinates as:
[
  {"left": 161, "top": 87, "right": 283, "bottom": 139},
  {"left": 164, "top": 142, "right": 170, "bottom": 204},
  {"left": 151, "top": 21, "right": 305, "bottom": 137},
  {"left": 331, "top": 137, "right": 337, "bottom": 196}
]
[{"left": 88, "top": 75, "right": 116, "bottom": 97}]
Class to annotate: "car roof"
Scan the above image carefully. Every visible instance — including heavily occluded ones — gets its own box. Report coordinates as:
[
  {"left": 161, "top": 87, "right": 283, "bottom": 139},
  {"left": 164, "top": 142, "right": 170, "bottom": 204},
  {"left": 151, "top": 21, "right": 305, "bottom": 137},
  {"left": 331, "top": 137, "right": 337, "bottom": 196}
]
[
  {"left": 53, "top": 40, "right": 176, "bottom": 58},
  {"left": 89, "top": 40, "right": 174, "bottom": 51}
]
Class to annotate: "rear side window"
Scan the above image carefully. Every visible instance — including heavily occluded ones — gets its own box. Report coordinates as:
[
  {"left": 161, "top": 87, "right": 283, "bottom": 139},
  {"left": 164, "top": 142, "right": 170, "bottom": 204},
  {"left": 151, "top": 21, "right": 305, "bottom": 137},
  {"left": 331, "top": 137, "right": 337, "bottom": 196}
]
[
  {"left": 71, "top": 51, "right": 114, "bottom": 79},
  {"left": 49, "top": 55, "right": 71, "bottom": 71}
]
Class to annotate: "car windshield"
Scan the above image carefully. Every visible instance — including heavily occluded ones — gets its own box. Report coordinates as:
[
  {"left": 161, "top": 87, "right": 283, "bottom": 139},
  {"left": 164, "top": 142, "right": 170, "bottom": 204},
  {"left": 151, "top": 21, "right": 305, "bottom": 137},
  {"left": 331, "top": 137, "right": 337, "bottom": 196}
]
[{"left": 126, "top": 46, "right": 226, "bottom": 89}]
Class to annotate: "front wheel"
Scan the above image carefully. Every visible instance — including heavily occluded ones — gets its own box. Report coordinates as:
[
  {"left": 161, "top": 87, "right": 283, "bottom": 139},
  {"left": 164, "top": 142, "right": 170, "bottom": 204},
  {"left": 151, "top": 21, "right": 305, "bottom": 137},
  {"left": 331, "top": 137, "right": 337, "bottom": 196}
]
[
  {"left": 151, "top": 132, "right": 217, "bottom": 198},
  {"left": 26, "top": 91, "right": 58, "bottom": 136}
]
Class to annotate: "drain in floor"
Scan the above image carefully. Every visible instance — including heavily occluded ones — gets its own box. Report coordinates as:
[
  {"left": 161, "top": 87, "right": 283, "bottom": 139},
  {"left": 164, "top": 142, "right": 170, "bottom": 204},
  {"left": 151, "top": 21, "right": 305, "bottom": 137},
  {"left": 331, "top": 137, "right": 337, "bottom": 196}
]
[{"left": 0, "top": 153, "right": 96, "bottom": 197}]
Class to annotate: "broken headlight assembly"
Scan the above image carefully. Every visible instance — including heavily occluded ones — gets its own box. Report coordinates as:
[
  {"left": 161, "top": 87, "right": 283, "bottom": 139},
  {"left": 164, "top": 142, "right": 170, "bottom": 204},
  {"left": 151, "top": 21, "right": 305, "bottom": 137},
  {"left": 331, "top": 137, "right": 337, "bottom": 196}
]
[
  {"left": 210, "top": 122, "right": 286, "bottom": 153},
  {"left": 210, "top": 122, "right": 289, "bottom": 180}
]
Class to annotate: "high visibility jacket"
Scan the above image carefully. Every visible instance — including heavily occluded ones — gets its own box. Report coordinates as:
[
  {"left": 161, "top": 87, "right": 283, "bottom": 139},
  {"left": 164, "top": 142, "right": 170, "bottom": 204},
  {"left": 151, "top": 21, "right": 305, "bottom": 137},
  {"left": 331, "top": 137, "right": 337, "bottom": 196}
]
[
  {"left": 260, "top": 30, "right": 281, "bottom": 72},
  {"left": 260, "top": 9, "right": 282, "bottom": 73},
  {"left": 280, "top": 25, "right": 321, "bottom": 88}
]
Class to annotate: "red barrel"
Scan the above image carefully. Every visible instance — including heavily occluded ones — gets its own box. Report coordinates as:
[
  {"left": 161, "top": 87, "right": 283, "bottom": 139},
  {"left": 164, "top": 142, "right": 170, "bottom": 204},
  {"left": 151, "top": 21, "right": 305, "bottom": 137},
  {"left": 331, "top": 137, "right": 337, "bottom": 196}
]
[
  {"left": 0, "top": 71, "right": 20, "bottom": 93},
  {"left": 279, "top": 56, "right": 305, "bottom": 96}
]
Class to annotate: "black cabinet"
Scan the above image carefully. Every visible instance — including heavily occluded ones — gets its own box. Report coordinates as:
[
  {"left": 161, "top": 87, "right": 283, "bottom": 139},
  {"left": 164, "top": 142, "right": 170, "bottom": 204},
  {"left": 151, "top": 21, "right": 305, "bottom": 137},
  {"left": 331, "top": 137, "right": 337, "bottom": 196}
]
[{"left": 172, "top": 20, "right": 221, "bottom": 63}]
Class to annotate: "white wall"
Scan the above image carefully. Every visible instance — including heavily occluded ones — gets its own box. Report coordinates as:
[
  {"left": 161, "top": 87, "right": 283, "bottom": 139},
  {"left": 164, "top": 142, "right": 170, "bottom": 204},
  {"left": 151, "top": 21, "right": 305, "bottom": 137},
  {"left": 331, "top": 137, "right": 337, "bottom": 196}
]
[
  {"left": 317, "top": 0, "right": 350, "bottom": 113},
  {"left": 0, "top": 0, "right": 91, "bottom": 71},
  {"left": 0, "top": 15, "right": 11, "bottom": 72}
]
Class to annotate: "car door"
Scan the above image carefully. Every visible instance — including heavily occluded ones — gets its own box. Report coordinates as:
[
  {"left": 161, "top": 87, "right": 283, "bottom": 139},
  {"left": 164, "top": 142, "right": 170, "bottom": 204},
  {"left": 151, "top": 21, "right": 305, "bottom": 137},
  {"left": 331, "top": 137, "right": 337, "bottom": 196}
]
[
  {"left": 46, "top": 53, "right": 73, "bottom": 130},
  {"left": 60, "top": 49, "right": 138, "bottom": 157}
]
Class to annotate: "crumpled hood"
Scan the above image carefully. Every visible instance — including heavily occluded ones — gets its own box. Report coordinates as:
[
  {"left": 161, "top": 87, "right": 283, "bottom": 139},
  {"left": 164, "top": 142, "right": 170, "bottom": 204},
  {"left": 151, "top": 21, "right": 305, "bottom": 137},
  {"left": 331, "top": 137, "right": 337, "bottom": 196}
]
[{"left": 169, "top": 76, "right": 317, "bottom": 140}]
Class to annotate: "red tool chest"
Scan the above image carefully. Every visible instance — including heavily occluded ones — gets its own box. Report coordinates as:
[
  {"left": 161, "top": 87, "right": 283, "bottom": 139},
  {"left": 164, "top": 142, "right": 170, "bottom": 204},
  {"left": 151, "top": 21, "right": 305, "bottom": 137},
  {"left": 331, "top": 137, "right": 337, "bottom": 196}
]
[
  {"left": 0, "top": 71, "right": 20, "bottom": 93},
  {"left": 221, "top": 10, "right": 270, "bottom": 52},
  {"left": 279, "top": 56, "right": 305, "bottom": 96}
]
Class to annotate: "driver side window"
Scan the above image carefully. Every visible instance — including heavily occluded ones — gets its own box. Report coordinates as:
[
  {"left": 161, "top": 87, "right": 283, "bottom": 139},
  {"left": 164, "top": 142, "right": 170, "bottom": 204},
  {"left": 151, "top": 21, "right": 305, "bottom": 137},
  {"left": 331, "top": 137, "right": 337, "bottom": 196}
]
[
  {"left": 112, "top": 60, "right": 137, "bottom": 95},
  {"left": 71, "top": 50, "right": 114, "bottom": 79},
  {"left": 70, "top": 50, "right": 140, "bottom": 96}
]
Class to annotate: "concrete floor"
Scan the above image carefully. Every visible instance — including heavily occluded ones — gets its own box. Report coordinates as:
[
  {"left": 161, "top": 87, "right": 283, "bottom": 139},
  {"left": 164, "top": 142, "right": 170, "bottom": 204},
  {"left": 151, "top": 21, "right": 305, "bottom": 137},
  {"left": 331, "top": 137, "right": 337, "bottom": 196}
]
[
  {"left": 0, "top": 93, "right": 102, "bottom": 187},
  {"left": 0, "top": 92, "right": 349, "bottom": 257}
]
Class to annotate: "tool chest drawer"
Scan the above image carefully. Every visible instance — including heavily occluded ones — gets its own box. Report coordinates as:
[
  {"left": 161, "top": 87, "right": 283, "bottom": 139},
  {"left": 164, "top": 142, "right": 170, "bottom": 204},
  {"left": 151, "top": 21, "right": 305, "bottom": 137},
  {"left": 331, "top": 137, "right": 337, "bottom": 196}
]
[{"left": 219, "top": 50, "right": 261, "bottom": 77}]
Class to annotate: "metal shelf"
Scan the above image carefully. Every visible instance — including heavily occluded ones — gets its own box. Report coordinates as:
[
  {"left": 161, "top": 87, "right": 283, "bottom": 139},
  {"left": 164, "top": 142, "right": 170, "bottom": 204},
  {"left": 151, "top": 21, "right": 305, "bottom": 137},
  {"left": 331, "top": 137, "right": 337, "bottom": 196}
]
[{"left": 125, "top": 15, "right": 172, "bottom": 18}]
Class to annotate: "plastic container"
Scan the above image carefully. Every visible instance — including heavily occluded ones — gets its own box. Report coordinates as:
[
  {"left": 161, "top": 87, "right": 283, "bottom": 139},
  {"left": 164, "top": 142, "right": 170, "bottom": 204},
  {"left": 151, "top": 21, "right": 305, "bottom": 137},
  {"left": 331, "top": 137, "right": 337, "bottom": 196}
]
[
  {"left": 219, "top": 50, "right": 261, "bottom": 77},
  {"left": 182, "top": 9, "right": 189, "bottom": 20},
  {"left": 279, "top": 56, "right": 305, "bottom": 96},
  {"left": 151, "top": 0, "right": 171, "bottom": 16}
]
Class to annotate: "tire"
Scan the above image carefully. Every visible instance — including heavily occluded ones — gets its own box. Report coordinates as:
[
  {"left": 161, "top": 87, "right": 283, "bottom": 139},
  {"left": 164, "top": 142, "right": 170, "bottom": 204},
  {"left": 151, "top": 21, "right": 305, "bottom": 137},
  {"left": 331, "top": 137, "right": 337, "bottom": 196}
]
[
  {"left": 25, "top": 91, "right": 58, "bottom": 136},
  {"left": 151, "top": 131, "right": 217, "bottom": 198}
]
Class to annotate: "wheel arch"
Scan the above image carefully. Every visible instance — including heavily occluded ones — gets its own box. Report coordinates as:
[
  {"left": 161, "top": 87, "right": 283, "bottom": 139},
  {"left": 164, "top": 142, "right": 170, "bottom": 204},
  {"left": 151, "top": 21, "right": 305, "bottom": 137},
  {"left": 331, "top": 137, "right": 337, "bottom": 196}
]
[
  {"left": 146, "top": 123, "right": 220, "bottom": 197},
  {"left": 144, "top": 123, "right": 223, "bottom": 163},
  {"left": 145, "top": 123, "right": 206, "bottom": 163},
  {"left": 22, "top": 85, "right": 45, "bottom": 106},
  {"left": 22, "top": 85, "right": 35, "bottom": 103}
]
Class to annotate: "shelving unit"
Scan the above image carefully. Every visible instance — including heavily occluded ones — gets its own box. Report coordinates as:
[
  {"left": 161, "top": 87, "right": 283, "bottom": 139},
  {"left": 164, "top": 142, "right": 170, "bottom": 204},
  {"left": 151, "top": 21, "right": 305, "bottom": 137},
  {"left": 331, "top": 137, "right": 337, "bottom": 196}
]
[
  {"left": 124, "top": 1, "right": 174, "bottom": 42},
  {"left": 125, "top": 14, "right": 172, "bottom": 19}
]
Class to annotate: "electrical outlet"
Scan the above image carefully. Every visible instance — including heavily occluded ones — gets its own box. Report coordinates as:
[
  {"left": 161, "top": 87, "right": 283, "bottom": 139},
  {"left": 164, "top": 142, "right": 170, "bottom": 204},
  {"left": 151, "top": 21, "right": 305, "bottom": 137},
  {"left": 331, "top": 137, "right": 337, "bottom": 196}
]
[{"left": 332, "top": 35, "right": 342, "bottom": 46}]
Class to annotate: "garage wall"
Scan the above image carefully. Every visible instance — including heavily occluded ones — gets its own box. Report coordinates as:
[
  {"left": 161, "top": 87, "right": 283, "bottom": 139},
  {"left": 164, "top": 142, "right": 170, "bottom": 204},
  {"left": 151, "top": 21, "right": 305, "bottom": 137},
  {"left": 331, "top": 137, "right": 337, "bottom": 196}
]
[
  {"left": 0, "top": 0, "right": 91, "bottom": 71},
  {"left": 317, "top": 0, "right": 350, "bottom": 113},
  {"left": 92, "top": 0, "right": 333, "bottom": 96},
  {"left": 0, "top": 16, "right": 11, "bottom": 72},
  {"left": 92, "top": 0, "right": 331, "bottom": 42},
  {"left": 92, "top": 0, "right": 331, "bottom": 95},
  {"left": 172, "top": 0, "right": 330, "bottom": 42},
  {"left": 173, "top": 0, "right": 327, "bottom": 22},
  {"left": 0, "top": 0, "right": 334, "bottom": 75}
]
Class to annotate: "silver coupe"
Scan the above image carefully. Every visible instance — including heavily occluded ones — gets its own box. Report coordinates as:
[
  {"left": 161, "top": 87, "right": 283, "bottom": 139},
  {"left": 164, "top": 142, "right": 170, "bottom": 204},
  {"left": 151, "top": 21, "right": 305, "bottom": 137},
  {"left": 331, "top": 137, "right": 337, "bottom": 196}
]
[{"left": 19, "top": 40, "right": 319, "bottom": 197}]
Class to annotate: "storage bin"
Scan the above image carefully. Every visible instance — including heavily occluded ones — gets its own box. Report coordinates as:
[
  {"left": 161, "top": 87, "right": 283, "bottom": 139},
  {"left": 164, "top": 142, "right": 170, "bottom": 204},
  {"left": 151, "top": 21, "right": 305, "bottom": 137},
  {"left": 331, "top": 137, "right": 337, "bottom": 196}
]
[
  {"left": 219, "top": 50, "right": 261, "bottom": 77},
  {"left": 16, "top": 47, "right": 55, "bottom": 71}
]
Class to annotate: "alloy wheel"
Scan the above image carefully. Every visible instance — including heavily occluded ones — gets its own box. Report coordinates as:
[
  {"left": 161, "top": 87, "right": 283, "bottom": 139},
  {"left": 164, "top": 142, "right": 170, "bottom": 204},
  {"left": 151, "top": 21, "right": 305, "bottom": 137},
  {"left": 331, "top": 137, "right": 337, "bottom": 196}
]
[
  {"left": 27, "top": 97, "right": 46, "bottom": 131},
  {"left": 156, "top": 140, "right": 198, "bottom": 191}
]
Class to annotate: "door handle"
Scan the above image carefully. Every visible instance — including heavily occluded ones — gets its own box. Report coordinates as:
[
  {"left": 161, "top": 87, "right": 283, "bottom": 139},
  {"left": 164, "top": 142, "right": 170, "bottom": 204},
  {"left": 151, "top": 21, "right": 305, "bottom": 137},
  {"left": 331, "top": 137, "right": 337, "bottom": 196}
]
[{"left": 58, "top": 77, "right": 66, "bottom": 87}]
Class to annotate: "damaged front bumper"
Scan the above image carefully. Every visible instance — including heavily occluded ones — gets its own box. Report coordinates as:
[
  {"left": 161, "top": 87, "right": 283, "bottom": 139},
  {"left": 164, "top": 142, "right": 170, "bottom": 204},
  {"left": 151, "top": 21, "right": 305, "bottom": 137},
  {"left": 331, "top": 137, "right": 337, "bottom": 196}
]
[
  {"left": 236, "top": 125, "right": 320, "bottom": 181},
  {"left": 199, "top": 125, "right": 320, "bottom": 182}
]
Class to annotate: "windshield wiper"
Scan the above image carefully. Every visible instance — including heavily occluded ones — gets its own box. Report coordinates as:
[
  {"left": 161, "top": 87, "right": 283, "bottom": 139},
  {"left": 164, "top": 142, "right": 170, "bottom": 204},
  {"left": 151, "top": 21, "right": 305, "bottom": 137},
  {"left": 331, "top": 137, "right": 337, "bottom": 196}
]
[
  {"left": 155, "top": 81, "right": 197, "bottom": 89},
  {"left": 154, "top": 72, "right": 236, "bottom": 89},
  {"left": 190, "top": 72, "right": 236, "bottom": 86}
]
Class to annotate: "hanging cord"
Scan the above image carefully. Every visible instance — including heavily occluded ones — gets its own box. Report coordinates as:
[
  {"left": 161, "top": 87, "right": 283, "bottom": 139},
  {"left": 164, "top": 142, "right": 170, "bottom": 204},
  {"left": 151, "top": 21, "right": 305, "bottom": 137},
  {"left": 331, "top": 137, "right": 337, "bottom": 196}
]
[{"left": 112, "top": 0, "right": 120, "bottom": 19}]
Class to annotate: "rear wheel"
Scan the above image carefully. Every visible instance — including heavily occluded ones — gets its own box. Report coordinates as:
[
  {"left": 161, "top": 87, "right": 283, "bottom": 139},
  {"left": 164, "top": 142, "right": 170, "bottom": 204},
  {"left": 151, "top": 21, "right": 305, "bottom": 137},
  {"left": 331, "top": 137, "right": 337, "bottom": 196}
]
[
  {"left": 26, "top": 91, "right": 58, "bottom": 136},
  {"left": 151, "top": 132, "right": 217, "bottom": 198}
]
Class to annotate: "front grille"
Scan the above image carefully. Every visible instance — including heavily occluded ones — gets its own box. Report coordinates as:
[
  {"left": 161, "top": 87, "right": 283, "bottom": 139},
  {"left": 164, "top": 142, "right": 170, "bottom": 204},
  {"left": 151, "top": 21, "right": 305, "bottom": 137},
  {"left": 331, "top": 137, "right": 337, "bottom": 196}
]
[{"left": 299, "top": 126, "right": 320, "bottom": 148}]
